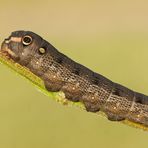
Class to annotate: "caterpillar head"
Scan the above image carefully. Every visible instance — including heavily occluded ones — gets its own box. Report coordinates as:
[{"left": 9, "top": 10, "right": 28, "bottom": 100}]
[{"left": 1, "top": 30, "right": 47, "bottom": 66}]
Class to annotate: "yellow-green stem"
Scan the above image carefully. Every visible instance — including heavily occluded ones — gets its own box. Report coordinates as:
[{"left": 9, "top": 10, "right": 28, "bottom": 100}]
[{"left": 0, "top": 52, "right": 148, "bottom": 131}]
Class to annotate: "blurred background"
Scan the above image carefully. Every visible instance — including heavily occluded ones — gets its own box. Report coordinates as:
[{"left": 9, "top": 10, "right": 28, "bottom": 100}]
[{"left": 0, "top": 0, "right": 148, "bottom": 148}]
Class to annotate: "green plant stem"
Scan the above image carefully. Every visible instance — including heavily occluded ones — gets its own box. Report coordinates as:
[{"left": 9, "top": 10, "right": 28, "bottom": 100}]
[
  {"left": 1, "top": 52, "right": 148, "bottom": 131},
  {"left": 0, "top": 52, "right": 85, "bottom": 109}
]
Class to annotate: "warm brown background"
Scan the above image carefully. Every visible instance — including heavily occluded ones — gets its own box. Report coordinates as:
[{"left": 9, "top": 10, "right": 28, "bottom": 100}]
[{"left": 0, "top": 0, "right": 148, "bottom": 148}]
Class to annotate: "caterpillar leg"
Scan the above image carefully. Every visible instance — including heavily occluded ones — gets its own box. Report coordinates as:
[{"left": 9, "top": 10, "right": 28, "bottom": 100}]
[{"left": 106, "top": 112, "right": 125, "bottom": 121}]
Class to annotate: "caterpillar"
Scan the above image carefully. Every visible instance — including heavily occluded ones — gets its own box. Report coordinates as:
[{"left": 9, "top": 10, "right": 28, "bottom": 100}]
[{"left": 1, "top": 30, "right": 148, "bottom": 130}]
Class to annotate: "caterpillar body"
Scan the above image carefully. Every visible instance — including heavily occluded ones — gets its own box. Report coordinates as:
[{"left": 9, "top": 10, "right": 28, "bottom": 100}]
[{"left": 1, "top": 31, "right": 148, "bottom": 130}]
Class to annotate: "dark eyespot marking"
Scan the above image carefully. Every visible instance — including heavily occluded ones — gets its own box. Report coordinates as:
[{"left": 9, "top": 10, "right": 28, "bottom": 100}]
[
  {"left": 56, "top": 57, "right": 63, "bottom": 64},
  {"left": 112, "top": 88, "right": 120, "bottom": 96},
  {"left": 92, "top": 72, "right": 106, "bottom": 85},
  {"left": 112, "top": 86, "right": 130, "bottom": 97},
  {"left": 135, "top": 93, "right": 148, "bottom": 105},
  {"left": 92, "top": 77, "right": 99, "bottom": 85},
  {"left": 73, "top": 68, "right": 80, "bottom": 75},
  {"left": 112, "top": 83, "right": 134, "bottom": 101},
  {"left": 112, "top": 85, "right": 122, "bottom": 96},
  {"left": 91, "top": 73, "right": 101, "bottom": 85},
  {"left": 22, "top": 35, "right": 32, "bottom": 46},
  {"left": 135, "top": 97, "right": 142, "bottom": 104}
]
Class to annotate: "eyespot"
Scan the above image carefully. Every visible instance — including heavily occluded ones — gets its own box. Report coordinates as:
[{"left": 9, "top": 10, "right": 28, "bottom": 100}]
[
  {"left": 39, "top": 48, "right": 46, "bottom": 54},
  {"left": 22, "top": 35, "right": 32, "bottom": 46}
]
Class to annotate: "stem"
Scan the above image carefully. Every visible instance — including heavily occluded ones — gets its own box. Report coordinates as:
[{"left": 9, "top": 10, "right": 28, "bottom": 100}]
[
  {"left": 0, "top": 52, "right": 85, "bottom": 109},
  {"left": 1, "top": 51, "right": 148, "bottom": 131}
]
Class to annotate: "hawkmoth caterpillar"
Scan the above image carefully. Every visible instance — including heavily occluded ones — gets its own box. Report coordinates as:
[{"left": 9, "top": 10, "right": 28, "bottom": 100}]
[{"left": 1, "top": 31, "right": 148, "bottom": 130}]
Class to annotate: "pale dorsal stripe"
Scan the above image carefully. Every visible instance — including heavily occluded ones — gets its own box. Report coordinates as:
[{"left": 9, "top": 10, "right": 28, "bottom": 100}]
[{"left": 10, "top": 37, "right": 22, "bottom": 42}]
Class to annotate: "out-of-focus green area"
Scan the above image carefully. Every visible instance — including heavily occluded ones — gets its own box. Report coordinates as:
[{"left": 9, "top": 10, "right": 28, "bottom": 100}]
[{"left": 0, "top": 0, "right": 148, "bottom": 148}]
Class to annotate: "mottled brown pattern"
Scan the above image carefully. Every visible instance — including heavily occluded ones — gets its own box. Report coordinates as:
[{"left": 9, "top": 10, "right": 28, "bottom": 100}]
[{"left": 1, "top": 30, "right": 148, "bottom": 127}]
